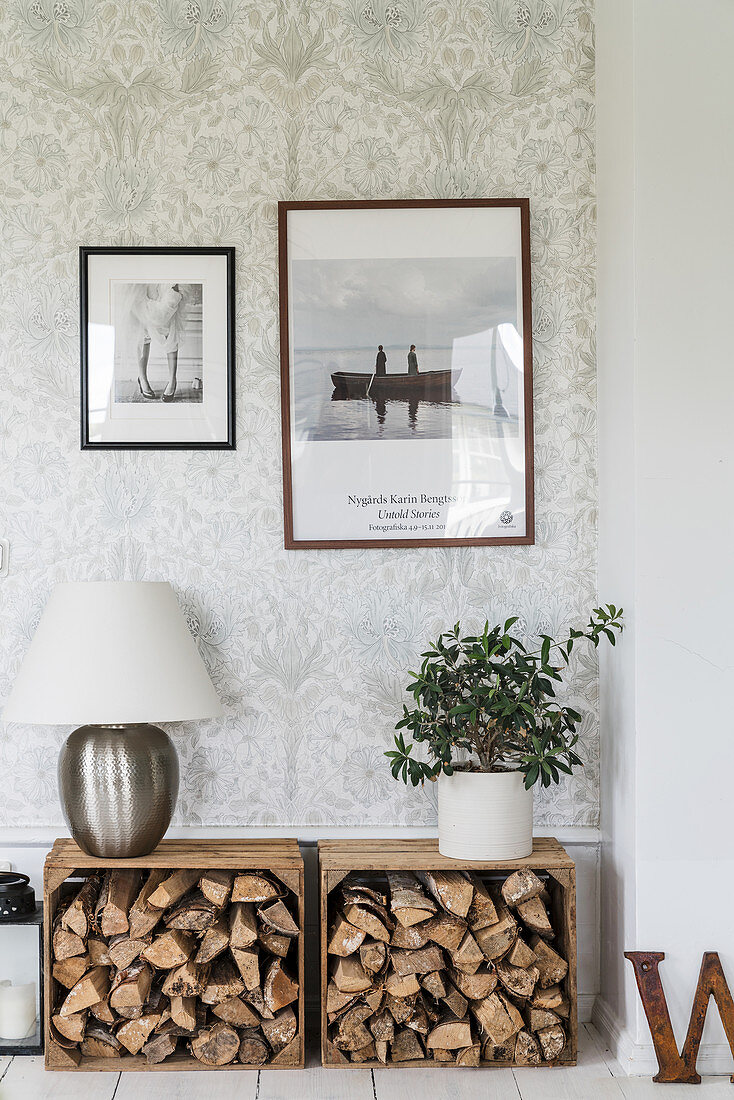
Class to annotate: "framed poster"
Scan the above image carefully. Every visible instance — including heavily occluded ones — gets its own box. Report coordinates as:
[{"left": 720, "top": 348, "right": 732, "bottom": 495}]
[
  {"left": 80, "top": 247, "right": 235, "bottom": 449},
  {"left": 278, "top": 200, "right": 533, "bottom": 549}
]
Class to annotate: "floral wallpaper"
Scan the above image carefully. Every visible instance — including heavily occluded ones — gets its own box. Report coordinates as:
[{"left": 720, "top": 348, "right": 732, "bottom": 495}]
[{"left": 0, "top": 0, "right": 598, "bottom": 827}]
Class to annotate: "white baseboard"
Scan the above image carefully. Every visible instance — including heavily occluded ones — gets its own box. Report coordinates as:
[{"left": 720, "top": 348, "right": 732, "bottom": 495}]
[
  {"left": 578, "top": 992, "right": 595, "bottom": 1023},
  {"left": 593, "top": 995, "right": 734, "bottom": 1077}
]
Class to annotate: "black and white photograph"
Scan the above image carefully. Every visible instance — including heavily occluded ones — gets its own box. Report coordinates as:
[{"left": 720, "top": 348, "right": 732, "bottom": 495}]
[
  {"left": 292, "top": 256, "right": 521, "bottom": 443},
  {"left": 113, "top": 281, "right": 203, "bottom": 404},
  {"left": 81, "top": 247, "right": 234, "bottom": 449},
  {"left": 279, "top": 200, "right": 534, "bottom": 549}
]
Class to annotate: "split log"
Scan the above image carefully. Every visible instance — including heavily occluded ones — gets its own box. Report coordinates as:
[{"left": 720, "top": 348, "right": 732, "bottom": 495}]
[
  {"left": 200, "top": 870, "right": 234, "bottom": 908},
  {"left": 375, "top": 1039, "right": 389, "bottom": 1063},
  {"left": 391, "top": 1027, "right": 424, "bottom": 1061},
  {"left": 527, "top": 1006, "right": 560, "bottom": 1031},
  {"left": 450, "top": 966, "right": 497, "bottom": 1000},
  {"left": 232, "top": 872, "right": 282, "bottom": 904},
  {"left": 147, "top": 870, "right": 200, "bottom": 911},
  {"left": 327, "top": 981, "right": 357, "bottom": 1015},
  {"left": 456, "top": 1042, "right": 481, "bottom": 1066},
  {"left": 350, "top": 1040, "right": 376, "bottom": 1062},
  {"left": 432, "top": 1047, "right": 453, "bottom": 1061},
  {"left": 420, "top": 971, "right": 447, "bottom": 1001},
  {"left": 143, "top": 1019, "right": 179, "bottom": 1064},
  {"left": 59, "top": 966, "right": 110, "bottom": 1017},
  {"left": 471, "top": 992, "right": 518, "bottom": 1045},
  {"left": 466, "top": 875, "right": 499, "bottom": 931},
  {"left": 200, "top": 955, "right": 245, "bottom": 1005},
  {"left": 417, "top": 871, "right": 473, "bottom": 918},
  {"left": 332, "top": 955, "right": 373, "bottom": 993},
  {"left": 421, "top": 912, "right": 467, "bottom": 953},
  {"left": 514, "top": 1027, "right": 543, "bottom": 1065},
  {"left": 385, "top": 993, "right": 414, "bottom": 1024},
  {"left": 370, "top": 1009, "right": 395, "bottom": 1041},
  {"left": 52, "top": 1010, "right": 87, "bottom": 1043},
  {"left": 528, "top": 935, "right": 568, "bottom": 988},
  {"left": 190, "top": 1020, "right": 239, "bottom": 1065},
  {"left": 502, "top": 869, "right": 545, "bottom": 908},
  {"left": 258, "top": 928, "right": 291, "bottom": 957},
  {"left": 473, "top": 909, "right": 518, "bottom": 960},
  {"left": 128, "top": 870, "right": 168, "bottom": 939},
  {"left": 516, "top": 896, "right": 553, "bottom": 937},
  {"left": 334, "top": 1004, "right": 373, "bottom": 1051},
  {"left": 387, "top": 872, "right": 436, "bottom": 927},
  {"left": 364, "top": 986, "right": 384, "bottom": 1013},
  {"left": 109, "top": 961, "right": 152, "bottom": 1011},
  {"left": 496, "top": 959, "right": 539, "bottom": 999},
  {"left": 258, "top": 899, "right": 299, "bottom": 938},
  {"left": 344, "top": 904, "right": 390, "bottom": 943},
  {"left": 169, "top": 994, "right": 197, "bottom": 1031},
  {"left": 89, "top": 998, "right": 115, "bottom": 1026},
  {"left": 385, "top": 971, "right": 420, "bottom": 998},
  {"left": 80, "top": 1023, "right": 121, "bottom": 1058},
  {"left": 213, "top": 995, "right": 259, "bottom": 1028},
  {"left": 231, "top": 945, "right": 260, "bottom": 989},
  {"left": 117, "top": 1012, "right": 161, "bottom": 1055},
  {"left": 53, "top": 923, "right": 86, "bottom": 961},
  {"left": 530, "top": 983, "right": 564, "bottom": 1011},
  {"left": 360, "top": 939, "right": 387, "bottom": 974},
  {"left": 108, "top": 935, "right": 151, "bottom": 971},
  {"left": 484, "top": 1036, "right": 517, "bottom": 1061},
  {"left": 390, "top": 944, "right": 445, "bottom": 977},
  {"left": 237, "top": 1027, "right": 270, "bottom": 1064},
  {"left": 98, "top": 870, "right": 142, "bottom": 937},
  {"left": 328, "top": 914, "right": 365, "bottom": 957},
  {"left": 391, "top": 923, "right": 429, "bottom": 950},
  {"left": 87, "top": 938, "right": 110, "bottom": 967},
  {"left": 449, "top": 931, "right": 485, "bottom": 974},
  {"left": 195, "top": 912, "right": 230, "bottom": 965},
  {"left": 165, "top": 891, "right": 217, "bottom": 932},
  {"left": 53, "top": 955, "right": 90, "bottom": 989},
  {"left": 498, "top": 991, "right": 525, "bottom": 1034},
  {"left": 61, "top": 877, "right": 99, "bottom": 939},
  {"left": 244, "top": 985, "right": 275, "bottom": 1020},
  {"left": 555, "top": 996, "right": 571, "bottom": 1019},
  {"left": 441, "top": 985, "right": 468, "bottom": 1020},
  {"left": 507, "top": 937, "right": 538, "bottom": 969},
  {"left": 405, "top": 999, "right": 430, "bottom": 1034},
  {"left": 142, "top": 929, "right": 196, "bottom": 970},
  {"left": 537, "top": 1022, "right": 566, "bottom": 1061},
  {"left": 229, "top": 902, "right": 258, "bottom": 949},
  {"left": 263, "top": 959, "right": 298, "bottom": 1012},
  {"left": 162, "top": 959, "right": 207, "bottom": 998}
]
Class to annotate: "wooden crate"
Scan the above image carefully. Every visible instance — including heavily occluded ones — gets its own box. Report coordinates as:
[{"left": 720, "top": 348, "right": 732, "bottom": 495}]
[
  {"left": 319, "top": 837, "right": 576, "bottom": 1069},
  {"left": 44, "top": 838, "right": 304, "bottom": 1071}
]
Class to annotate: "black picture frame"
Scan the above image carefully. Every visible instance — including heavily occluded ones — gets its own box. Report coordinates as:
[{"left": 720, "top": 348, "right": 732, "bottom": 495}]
[
  {"left": 278, "top": 199, "right": 534, "bottom": 549},
  {"left": 80, "top": 246, "right": 235, "bottom": 450}
]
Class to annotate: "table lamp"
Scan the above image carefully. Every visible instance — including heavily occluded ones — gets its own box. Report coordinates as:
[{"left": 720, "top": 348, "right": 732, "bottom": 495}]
[{"left": 2, "top": 581, "right": 223, "bottom": 858}]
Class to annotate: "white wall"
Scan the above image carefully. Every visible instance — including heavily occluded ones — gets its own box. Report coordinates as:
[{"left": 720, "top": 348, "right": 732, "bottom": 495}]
[{"left": 596, "top": 0, "right": 734, "bottom": 1073}]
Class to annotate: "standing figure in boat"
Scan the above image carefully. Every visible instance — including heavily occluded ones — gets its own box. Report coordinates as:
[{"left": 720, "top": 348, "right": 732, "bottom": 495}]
[
  {"left": 407, "top": 344, "right": 419, "bottom": 375},
  {"left": 375, "top": 345, "right": 387, "bottom": 376}
]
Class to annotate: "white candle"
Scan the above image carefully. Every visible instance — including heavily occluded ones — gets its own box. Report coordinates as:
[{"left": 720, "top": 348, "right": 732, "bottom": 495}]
[{"left": 0, "top": 980, "right": 36, "bottom": 1041}]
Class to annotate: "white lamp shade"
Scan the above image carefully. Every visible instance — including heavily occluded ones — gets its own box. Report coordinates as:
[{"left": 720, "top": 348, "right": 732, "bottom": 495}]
[{"left": 3, "top": 581, "right": 223, "bottom": 725}]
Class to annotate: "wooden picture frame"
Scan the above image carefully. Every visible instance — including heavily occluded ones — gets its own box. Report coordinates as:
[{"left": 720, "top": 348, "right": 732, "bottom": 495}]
[
  {"left": 278, "top": 200, "right": 534, "bottom": 549},
  {"left": 80, "top": 246, "right": 235, "bottom": 450}
]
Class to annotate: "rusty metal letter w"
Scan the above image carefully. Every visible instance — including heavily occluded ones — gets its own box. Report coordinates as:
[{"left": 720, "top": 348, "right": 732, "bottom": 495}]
[{"left": 625, "top": 951, "right": 734, "bottom": 1084}]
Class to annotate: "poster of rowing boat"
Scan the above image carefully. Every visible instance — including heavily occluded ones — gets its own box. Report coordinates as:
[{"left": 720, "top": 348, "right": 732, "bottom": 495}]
[{"left": 278, "top": 200, "right": 534, "bottom": 549}]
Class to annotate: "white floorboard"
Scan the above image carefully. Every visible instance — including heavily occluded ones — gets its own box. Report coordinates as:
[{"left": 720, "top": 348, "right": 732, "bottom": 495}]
[
  {"left": 115, "top": 1068, "right": 258, "bottom": 1099},
  {"left": 374, "top": 1065, "right": 520, "bottom": 1099},
  {"left": 258, "top": 1067, "right": 374, "bottom": 1100},
  {"left": 0, "top": 1028, "right": 731, "bottom": 1098},
  {"left": 0, "top": 1056, "right": 118, "bottom": 1098}
]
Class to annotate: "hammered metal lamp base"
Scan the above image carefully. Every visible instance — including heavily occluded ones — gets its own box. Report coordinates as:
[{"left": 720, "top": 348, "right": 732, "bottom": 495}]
[{"left": 58, "top": 724, "right": 179, "bottom": 858}]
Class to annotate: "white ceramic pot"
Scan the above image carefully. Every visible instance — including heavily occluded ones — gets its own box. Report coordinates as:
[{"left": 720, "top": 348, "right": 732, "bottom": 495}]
[{"left": 438, "top": 770, "right": 533, "bottom": 860}]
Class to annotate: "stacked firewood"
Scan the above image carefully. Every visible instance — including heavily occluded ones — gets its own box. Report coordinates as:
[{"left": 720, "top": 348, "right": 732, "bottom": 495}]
[
  {"left": 326, "top": 868, "right": 569, "bottom": 1066},
  {"left": 50, "top": 868, "right": 300, "bottom": 1066}
]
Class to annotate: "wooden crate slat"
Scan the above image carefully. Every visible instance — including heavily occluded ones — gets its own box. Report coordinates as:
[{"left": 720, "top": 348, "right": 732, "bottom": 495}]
[
  {"left": 318, "top": 837, "right": 577, "bottom": 1071},
  {"left": 44, "top": 839, "right": 304, "bottom": 1072}
]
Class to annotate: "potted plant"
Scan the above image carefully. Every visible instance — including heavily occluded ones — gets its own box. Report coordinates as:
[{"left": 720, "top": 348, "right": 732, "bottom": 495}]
[{"left": 386, "top": 605, "right": 623, "bottom": 859}]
